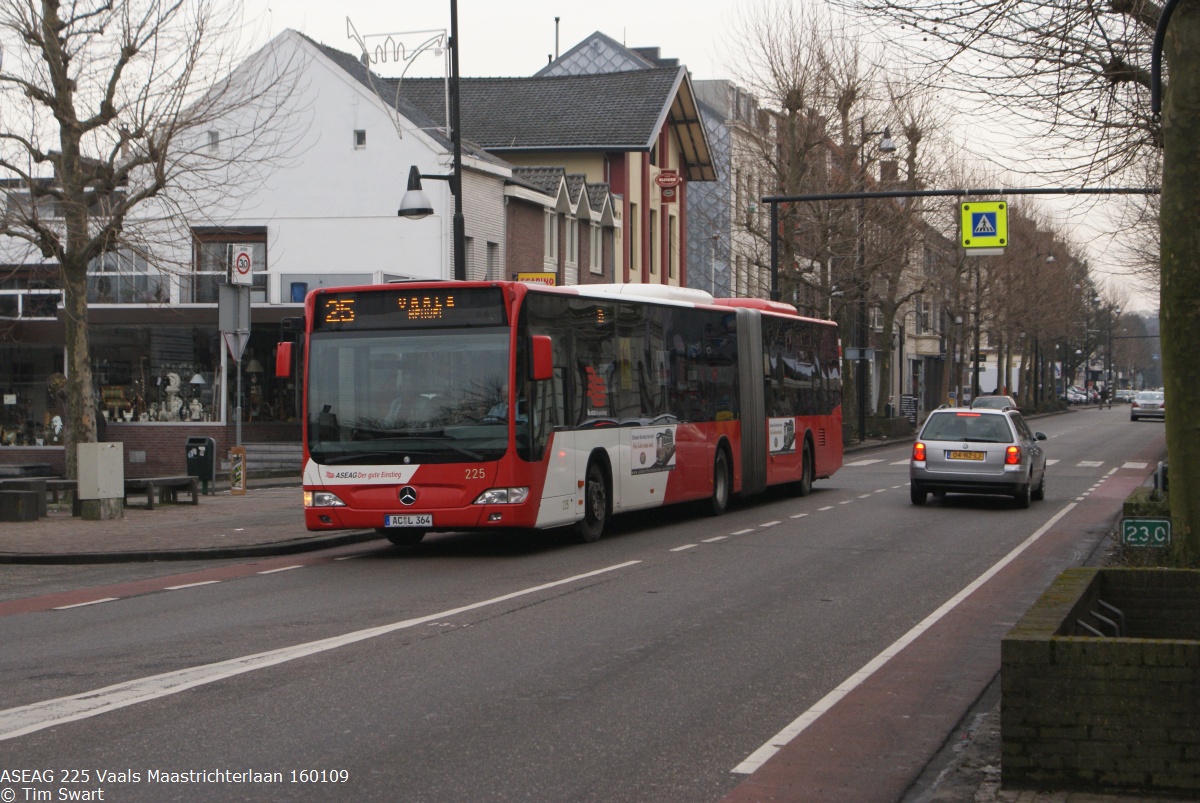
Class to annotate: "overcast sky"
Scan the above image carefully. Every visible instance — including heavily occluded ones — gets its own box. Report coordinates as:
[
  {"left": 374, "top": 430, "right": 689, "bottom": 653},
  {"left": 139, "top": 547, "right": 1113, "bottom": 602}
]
[
  {"left": 244, "top": 0, "right": 1157, "bottom": 313},
  {"left": 247, "top": 0, "right": 737, "bottom": 80}
]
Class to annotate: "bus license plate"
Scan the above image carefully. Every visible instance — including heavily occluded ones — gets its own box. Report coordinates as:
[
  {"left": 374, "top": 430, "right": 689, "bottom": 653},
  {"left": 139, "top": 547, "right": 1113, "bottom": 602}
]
[
  {"left": 947, "top": 451, "right": 985, "bottom": 461},
  {"left": 385, "top": 514, "right": 432, "bottom": 527}
]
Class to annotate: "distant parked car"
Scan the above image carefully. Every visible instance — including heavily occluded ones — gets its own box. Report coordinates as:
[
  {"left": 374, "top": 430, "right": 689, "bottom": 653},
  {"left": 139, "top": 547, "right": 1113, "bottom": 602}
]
[
  {"left": 1130, "top": 390, "right": 1165, "bottom": 422},
  {"left": 1115, "top": 389, "right": 1136, "bottom": 403},
  {"left": 1064, "top": 388, "right": 1087, "bottom": 405}
]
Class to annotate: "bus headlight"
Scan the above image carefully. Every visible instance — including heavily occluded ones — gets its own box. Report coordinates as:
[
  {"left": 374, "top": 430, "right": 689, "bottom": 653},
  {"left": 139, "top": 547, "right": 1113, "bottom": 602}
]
[
  {"left": 473, "top": 487, "right": 530, "bottom": 505},
  {"left": 305, "top": 491, "right": 347, "bottom": 507}
]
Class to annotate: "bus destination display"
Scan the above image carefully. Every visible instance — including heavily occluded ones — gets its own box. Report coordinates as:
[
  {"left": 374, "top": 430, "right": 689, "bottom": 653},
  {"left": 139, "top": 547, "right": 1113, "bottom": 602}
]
[{"left": 313, "top": 287, "right": 507, "bottom": 330}]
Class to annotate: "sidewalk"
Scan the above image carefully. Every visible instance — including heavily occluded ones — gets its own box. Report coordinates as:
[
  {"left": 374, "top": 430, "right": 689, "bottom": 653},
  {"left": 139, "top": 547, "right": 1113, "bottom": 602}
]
[{"left": 0, "top": 481, "right": 376, "bottom": 564}]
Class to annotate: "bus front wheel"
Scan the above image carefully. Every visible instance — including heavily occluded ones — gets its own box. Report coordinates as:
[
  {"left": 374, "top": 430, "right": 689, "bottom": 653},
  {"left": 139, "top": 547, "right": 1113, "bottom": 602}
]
[
  {"left": 707, "top": 448, "right": 731, "bottom": 516},
  {"left": 378, "top": 529, "right": 426, "bottom": 547},
  {"left": 573, "top": 460, "right": 609, "bottom": 543}
]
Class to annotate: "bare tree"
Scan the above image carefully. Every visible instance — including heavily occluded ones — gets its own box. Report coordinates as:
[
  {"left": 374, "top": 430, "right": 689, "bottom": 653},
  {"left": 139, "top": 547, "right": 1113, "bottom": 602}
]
[
  {"left": 842, "top": 0, "right": 1159, "bottom": 181},
  {"left": 0, "top": 0, "right": 303, "bottom": 487},
  {"left": 848, "top": 0, "right": 1200, "bottom": 565}
]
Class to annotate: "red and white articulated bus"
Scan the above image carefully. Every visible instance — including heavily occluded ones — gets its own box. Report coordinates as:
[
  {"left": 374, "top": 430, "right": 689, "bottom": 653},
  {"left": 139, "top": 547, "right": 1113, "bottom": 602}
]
[{"left": 277, "top": 281, "right": 843, "bottom": 545}]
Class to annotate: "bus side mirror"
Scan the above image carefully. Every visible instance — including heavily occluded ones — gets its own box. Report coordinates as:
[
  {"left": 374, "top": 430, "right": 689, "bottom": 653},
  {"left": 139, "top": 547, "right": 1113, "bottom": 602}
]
[
  {"left": 531, "top": 335, "right": 553, "bottom": 381},
  {"left": 275, "top": 342, "right": 294, "bottom": 379}
]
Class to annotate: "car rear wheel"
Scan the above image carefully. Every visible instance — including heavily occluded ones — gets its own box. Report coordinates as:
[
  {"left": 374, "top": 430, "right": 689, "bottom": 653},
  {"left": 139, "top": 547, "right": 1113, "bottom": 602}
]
[
  {"left": 1013, "top": 479, "right": 1032, "bottom": 509},
  {"left": 910, "top": 483, "right": 928, "bottom": 505},
  {"left": 1031, "top": 470, "right": 1046, "bottom": 502}
]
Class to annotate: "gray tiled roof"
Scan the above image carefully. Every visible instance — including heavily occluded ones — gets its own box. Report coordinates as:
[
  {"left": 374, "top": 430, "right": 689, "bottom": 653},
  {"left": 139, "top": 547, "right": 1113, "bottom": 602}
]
[
  {"left": 565, "top": 174, "right": 587, "bottom": 205},
  {"left": 512, "top": 166, "right": 566, "bottom": 195},
  {"left": 397, "top": 69, "right": 684, "bottom": 151},
  {"left": 511, "top": 167, "right": 614, "bottom": 214},
  {"left": 586, "top": 183, "right": 613, "bottom": 209}
]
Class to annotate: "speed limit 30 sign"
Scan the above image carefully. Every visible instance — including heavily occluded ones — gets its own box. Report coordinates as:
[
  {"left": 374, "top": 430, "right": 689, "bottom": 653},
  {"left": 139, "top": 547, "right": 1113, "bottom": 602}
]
[{"left": 231, "top": 243, "right": 254, "bottom": 286}]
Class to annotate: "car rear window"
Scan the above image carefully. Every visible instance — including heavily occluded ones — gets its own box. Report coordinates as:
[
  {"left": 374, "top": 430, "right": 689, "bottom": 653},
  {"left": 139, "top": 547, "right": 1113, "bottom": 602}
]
[{"left": 922, "top": 413, "right": 1013, "bottom": 443}]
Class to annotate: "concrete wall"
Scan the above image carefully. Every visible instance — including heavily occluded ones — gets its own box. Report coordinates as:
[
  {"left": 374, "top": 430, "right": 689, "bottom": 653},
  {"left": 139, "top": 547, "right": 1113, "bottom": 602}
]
[{"left": 1002, "top": 568, "right": 1200, "bottom": 796}]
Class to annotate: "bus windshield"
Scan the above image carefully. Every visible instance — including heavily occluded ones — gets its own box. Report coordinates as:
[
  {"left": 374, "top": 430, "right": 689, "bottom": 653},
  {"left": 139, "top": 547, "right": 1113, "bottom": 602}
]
[{"left": 307, "top": 327, "right": 511, "bottom": 465}]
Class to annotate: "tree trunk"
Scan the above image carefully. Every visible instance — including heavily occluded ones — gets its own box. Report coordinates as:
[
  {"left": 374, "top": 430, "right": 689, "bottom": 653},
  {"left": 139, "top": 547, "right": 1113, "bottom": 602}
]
[
  {"left": 1161, "top": 5, "right": 1200, "bottom": 565},
  {"left": 61, "top": 258, "right": 99, "bottom": 481}
]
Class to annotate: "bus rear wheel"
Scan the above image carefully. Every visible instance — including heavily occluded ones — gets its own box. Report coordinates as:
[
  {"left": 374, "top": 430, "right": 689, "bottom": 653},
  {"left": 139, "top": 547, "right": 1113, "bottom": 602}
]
[
  {"left": 796, "top": 444, "right": 813, "bottom": 497},
  {"left": 706, "top": 448, "right": 731, "bottom": 516},
  {"left": 573, "top": 460, "right": 609, "bottom": 543}
]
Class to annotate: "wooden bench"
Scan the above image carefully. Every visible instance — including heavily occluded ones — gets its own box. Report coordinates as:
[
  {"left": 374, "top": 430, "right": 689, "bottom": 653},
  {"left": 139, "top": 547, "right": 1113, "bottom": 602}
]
[
  {"left": 45, "top": 479, "right": 77, "bottom": 504},
  {"left": 124, "top": 476, "right": 200, "bottom": 510}
]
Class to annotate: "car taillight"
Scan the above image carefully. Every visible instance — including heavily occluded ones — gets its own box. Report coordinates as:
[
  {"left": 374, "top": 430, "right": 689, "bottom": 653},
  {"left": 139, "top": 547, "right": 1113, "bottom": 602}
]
[
  {"left": 1005, "top": 445, "right": 1021, "bottom": 465},
  {"left": 913, "top": 442, "right": 926, "bottom": 461}
]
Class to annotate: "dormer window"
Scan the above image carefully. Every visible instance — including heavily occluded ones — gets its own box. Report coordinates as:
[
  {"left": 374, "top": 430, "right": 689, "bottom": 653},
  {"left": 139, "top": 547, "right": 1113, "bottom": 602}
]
[{"left": 354, "top": 130, "right": 366, "bottom": 149}]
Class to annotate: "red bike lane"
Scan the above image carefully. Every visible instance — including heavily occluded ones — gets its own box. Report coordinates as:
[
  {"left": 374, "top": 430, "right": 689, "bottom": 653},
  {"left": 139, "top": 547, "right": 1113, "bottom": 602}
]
[{"left": 723, "top": 467, "right": 1145, "bottom": 803}]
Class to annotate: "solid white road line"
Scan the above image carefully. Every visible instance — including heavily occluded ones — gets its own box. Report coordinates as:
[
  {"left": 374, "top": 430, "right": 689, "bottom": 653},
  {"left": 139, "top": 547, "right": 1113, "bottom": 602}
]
[
  {"left": 164, "top": 581, "right": 222, "bottom": 591},
  {"left": 0, "top": 561, "right": 642, "bottom": 742},
  {"left": 53, "top": 598, "right": 119, "bottom": 610},
  {"left": 732, "top": 502, "right": 1078, "bottom": 775}
]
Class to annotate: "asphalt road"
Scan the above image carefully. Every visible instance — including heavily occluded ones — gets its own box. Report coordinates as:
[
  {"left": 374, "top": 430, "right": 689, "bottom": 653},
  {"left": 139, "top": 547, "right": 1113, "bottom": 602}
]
[{"left": 0, "top": 407, "right": 1166, "bottom": 802}]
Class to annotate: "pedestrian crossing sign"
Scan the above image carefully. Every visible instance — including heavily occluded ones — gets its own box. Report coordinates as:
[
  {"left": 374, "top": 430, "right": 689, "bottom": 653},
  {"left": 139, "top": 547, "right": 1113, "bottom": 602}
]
[{"left": 960, "top": 201, "right": 1007, "bottom": 252}]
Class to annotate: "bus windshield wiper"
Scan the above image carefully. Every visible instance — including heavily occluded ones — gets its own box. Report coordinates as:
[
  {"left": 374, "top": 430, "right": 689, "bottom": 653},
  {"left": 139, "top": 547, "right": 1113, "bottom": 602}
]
[
  {"left": 318, "top": 451, "right": 399, "bottom": 465},
  {"left": 318, "top": 436, "right": 485, "bottom": 462}
]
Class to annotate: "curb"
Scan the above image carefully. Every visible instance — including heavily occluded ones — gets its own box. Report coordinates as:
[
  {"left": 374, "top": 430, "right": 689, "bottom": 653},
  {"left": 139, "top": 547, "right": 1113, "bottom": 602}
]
[{"left": 0, "top": 530, "right": 382, "bottom": 566}]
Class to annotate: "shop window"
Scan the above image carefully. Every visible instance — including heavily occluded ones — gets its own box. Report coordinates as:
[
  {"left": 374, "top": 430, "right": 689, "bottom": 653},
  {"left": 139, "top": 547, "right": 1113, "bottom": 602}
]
[{"left": 90, "top": 325, "right": 223, "bottom": 423}]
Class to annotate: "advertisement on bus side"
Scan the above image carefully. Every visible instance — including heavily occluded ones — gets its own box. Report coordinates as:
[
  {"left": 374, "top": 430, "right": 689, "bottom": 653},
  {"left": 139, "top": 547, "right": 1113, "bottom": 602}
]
[
  {"left": 769, "top": 418, "right": 797, "bottom": 455},
  {"left": 631, "top": 426, "right": 677, "bottom": 474}
]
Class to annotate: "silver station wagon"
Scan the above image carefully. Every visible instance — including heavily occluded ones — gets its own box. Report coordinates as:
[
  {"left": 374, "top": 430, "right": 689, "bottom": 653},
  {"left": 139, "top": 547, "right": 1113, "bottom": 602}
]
[{"left": 910, "top": 406, "right": 1048, "bottom": 508}]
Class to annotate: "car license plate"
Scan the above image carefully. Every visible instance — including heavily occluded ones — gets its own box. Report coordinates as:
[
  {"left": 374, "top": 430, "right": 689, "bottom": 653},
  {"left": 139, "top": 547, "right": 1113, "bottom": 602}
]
[
  {"left": 947, "top": 451, "right": 985, "bottom": 461},
  {"left": 385, "top": 514, "right": 432, "bottom": 527}
]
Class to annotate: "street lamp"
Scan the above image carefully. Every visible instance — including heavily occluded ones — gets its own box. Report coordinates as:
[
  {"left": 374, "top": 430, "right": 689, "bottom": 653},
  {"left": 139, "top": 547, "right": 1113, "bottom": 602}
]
[
  {"left": 397, "top": 0, "right": 466, "bottom": 282},
  {"left": 855, "top": 119, "right": 897, "bottom": 441},
  {"left": 898, "top": 307, "right": 927, "bottom": 422},
  {"left": 1107, "top": 306, "right": 1121, "bottom": 400}
]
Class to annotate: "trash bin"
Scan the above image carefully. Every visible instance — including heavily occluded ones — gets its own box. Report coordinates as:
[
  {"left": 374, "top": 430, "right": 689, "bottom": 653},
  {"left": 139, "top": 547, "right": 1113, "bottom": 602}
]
[{"left": 186, "top": 436, "right": 217, "bottom": 494}]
